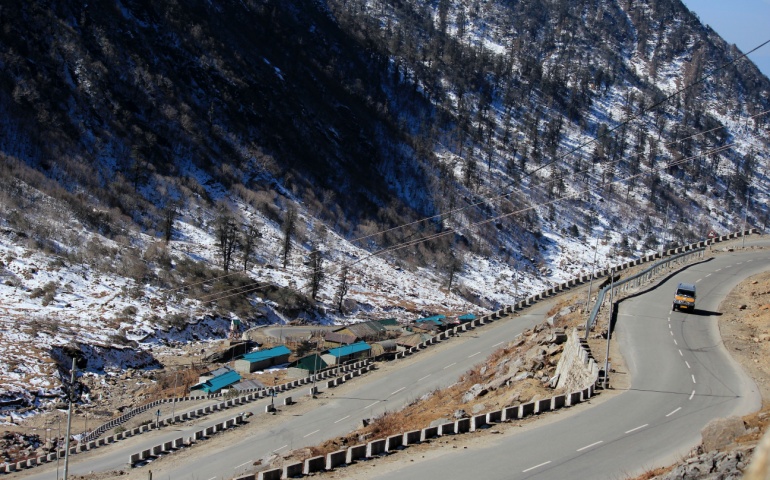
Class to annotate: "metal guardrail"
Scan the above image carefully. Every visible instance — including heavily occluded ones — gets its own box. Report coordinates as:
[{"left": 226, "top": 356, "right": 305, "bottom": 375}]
[{"left": 586, "top": 248, "right": 706, "bottom": 334}]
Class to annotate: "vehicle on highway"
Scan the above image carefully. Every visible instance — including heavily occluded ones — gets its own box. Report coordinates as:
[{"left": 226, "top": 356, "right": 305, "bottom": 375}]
[{"left": 672, "top": 282, "right": 697, "bottom": 311}]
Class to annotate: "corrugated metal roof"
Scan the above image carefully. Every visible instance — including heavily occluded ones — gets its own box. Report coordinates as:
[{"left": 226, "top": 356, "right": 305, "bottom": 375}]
[
  {"left": 241, "top": 345, "right": 291, "bottom": 362},
  {"left": 232, "top": 379, "right": 265, "bottom": 391},
  {"left": 339, "top": 321, "right": 386, "bottom": 338},
  {"left": 415, "top": 314, "right": 446, "bottom": 325},
  {"left": 290, "top": 354, "right": 329, "bottom": 372},
  {"left": 323, "top": 332, "right": 357, "bottom": 345},
  {"left": 195, "top": 370, "right": 242, "bottom": 393},
  {"left": 326, "top": 341, "right": 370, "bottom": 358},
  {"left": 375, "top": 318, "right": 399, "bottom": 326}
]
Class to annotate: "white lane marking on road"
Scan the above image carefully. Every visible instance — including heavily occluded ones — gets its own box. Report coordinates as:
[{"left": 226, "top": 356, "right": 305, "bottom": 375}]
[
  {"left": 670, "top": 331, "right": 674, "bottom": 336},
  {"left": 493, "top": 341, "right": 505, "bottom": 347},
  {"left": 679, "top": 350, "right": 683, "bottom": 356},
  {"left": 685, "top": 361, "right": 691, "bottom": 369},
  {"left": 443, "top": 362, "right": 457, "bottom": 369},
  {"left": 673, "top": 339, "right": 678, "bottom": 346},
  {"left": 737, "top": 262, "right": 743, "bottom": 265},
  {"left": 390, "top": 387, "right": 406, "bottom": 396},
  {"left": 696, "top": 279, "right": 702, "bottom": 283},
  {"left": 576, "top": 440, "right": 603, "bottom": 452},
  {"left": 669, "top": 323, "right": 672, "bottom": 329},
  {"left": 625, "top": 424, "right": 648, "bottom": 434},
  {"left": 418, "top": 374, "right": 432, "bottom": 382},
  {"left": 364, "top": 401, "right": 380, "bottom": 409},
  {"left": 666, "top": 407, "right": 682, "bottom": 417},
  {"left": 468, "top": 352, "right": 481, "bottom": 358},
  {"left": 692, "top": 375, "right": 696, "bottom": 384},
  {"left": 334, "top": 415, "right": 350, "bottom": 424},
  {"left": 235, "top": 461, "right": 251, "bottom": 470},
  {"left": 690, "top": 390, "right": 696, "bottom": 400},
  {"left": 208, "top": 477, "right": 217, "bottom": 480},
  {"left": 706, "top": 273, "right": 712, "bottom": 277},
  {"left": 726, "top": 265, "right": 732, "bottom": 268},
  {"left": 274, "top": 445, "right": 288, "bottom": 452},
  {"left": 716, "top": 268, "right": 722, "bottom": 272},
  {"left": 304, "top": 429, "right": 320, "bottom": 438},
  {"left": 522, "top": 461, "right": 551, "bottom": 473}
]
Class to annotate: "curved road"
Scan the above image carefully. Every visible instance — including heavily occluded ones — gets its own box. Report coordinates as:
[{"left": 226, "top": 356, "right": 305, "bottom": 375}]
[
  {"left": 19, "top": 285, "right": 556, "bottom": 479},
  {"left": 363, "top": 246, "right": 768, "bottom": 479},
  {"left": 18, "top": 244, "right": 767, "bottom": 480}
]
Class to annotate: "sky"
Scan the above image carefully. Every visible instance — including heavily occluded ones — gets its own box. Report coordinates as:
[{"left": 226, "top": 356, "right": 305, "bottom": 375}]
[{"left": 681, "top": 0, "right": 770, "bottom": 78}]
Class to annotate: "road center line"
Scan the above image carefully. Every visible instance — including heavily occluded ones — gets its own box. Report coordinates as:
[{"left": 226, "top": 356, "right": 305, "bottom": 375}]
[
  {"left": 418, "top": 374, "right": 432, "bottom": 382},
  {"left": 576, "top": 440, "right": 603, "bottom": 452},
  {"left": 364, "top": 401, "right": 380, "bottom": 409},
  {"left": 670, "top": 331, "right": 674, "bottom": 336},
  {"left": 522, "top": 461, "right": 551, "bottom": 473},
  {"left": 679, "top": 350, "right": 683, "bottom": 356},
  {"left": 443, "top": 362, "right": 457, "bottom": 369},
  {"left": 690, "top": 390, "right": 696, "bottom": 400},
  {"left": 493, "top": 341, "right": 505, "bottom": 347},
  {"left": 673, "top": 339, "right": 678, "bottom": 346},
  {"left": 669, "top": 323, "right": 672, "bottom": 329},
  {"left": 304, "top": 429, "right": 320, "bottom": 438},
  {"left": 706, "top": 273, "right": 712, "bottom": 277},
  {"left": 666, "top": 407, "right": 682, "bottom": 417},
  {"left": 696, "top": 279, "right": 701, "bottom": 283},
  {"left": 716, "top": 268, "right": 722, "bottom": 272},
  {"left": 235, "top": 461, "right": 251, "bottom": 470},
  {"left": 625, "top": 424, "right": 648, "bottom": 434},
  {"left": 390, "top": 387, "right": 406, "bottom": 396},
  {"left": 334, "top": 415, "right": 351, "bottom": 424},
  {"left": 274, "top": 445, "right": 288, "bottom": 452},
  {"left": 685, "top": 361, "right": 691, "bottom": 369},
  {"left": 468, "top": 352, "right": 481, "bottom": 358},
  {"left": 692, "top": 375, "right": 696, "bottom": 384}
]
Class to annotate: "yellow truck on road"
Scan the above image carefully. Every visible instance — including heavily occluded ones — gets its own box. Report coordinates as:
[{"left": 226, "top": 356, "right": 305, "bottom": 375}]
[{"left": 672, "top": 283, "right": 696, "bottom": 311}]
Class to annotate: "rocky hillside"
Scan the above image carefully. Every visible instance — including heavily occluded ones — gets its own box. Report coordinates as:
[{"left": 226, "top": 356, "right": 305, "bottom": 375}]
[{"left": 0, "top": 0, "right": 769, "bottom": 417}]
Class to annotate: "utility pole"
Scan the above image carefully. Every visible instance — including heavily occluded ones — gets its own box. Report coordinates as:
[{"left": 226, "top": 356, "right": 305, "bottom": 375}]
[
  {"left": 584, "top": 236, "right": 600, "bottom": 340},
  {"left": 662, "top": 203, "right": 669, "bottom": 254},
  {"left": 743, "top": 190, "right": 749, "bottom": 249},
  {"left": 63, "top": 357, "right": 76, "bottom": 480},
  {"left": 171, "top": 371, "right": 179, "bottom": 421},
  {"left": 603, "top": 269, "right": 615, "bottom": 390}
]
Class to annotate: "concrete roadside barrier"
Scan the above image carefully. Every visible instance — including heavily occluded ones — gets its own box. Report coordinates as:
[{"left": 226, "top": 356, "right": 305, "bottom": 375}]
[
  {"left": 326, "top": 449, "right": 347, "bottom": 470},
  {"left": 503, "top": 405, "right": 519, "bottom": 421},
  {"left": 366, "top": 438, "right": 386, "bottom": 457},
  {"left": 438, "top": 422, "right": 455, "bottom": 435},
  {"left": 420, "top": 426, "right": 439, "bottom": 441},
  {"left": 486, "top": 410, "right": 502, "bottom": 424},
  {"left": 455, "top": 418, "right": 471, "bottom": 434},
  {"left": 568, "top": 391, "right": 582, "bottom": 406},
  {"left": 520, "top": 402, "right": 535, "bottom": 417},
  {"left": 303, "top": 455, "right": 325, "bottom": 474},
  {"left": 284, "top": 462, "right": 303, "bottom": 478},
  {"left": 346, "top": 444, "right": 367, "bottom": 463},
  {"left": 403, "top": 430, "right": 421, "bottom": 446},
  {"left": 536, "top": 398, "right": 551, "bottom": 414},
  {"left": 552, "top": 394, "right": 566, "bottom": 409},
  {"left": 472, "top": 414, "right": 487, "bottom": 431},
  {"left": 385, "top": 434, "right": 403, "bottom": 451},
  {"left": 258, "top": 468, "right": 281, "bottom": 480}
]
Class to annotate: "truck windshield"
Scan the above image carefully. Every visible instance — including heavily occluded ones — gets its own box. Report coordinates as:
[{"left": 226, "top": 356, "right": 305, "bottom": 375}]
[{"left": 676, "top": 289, "right": 695, "bottom": 297}]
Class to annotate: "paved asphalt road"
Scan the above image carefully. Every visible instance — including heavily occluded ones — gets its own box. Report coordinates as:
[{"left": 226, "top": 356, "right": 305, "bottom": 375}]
[
  {"left": 20, "top": 283, "right": 557, "bottom": 479},
  {"left": 19, "top": 243, "right": 768, "bottom": 480},
  {"left": 363, "top": 246, "right": 769, "bottom": 480}
]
